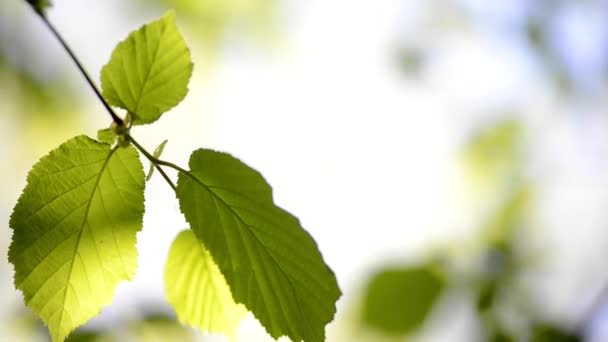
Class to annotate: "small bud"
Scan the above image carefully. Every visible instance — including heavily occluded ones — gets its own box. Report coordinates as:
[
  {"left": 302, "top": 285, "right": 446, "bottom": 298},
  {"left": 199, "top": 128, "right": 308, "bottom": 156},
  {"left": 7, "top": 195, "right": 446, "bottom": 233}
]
[
  {"left": 97, "top": 128, "right": 117, "bottom": 145},
  {"left": 111, "top": 121, "right": 130, "bottom": 136},
  {"left": 117, "top": 135, "right": 130, "bottom": 148}
]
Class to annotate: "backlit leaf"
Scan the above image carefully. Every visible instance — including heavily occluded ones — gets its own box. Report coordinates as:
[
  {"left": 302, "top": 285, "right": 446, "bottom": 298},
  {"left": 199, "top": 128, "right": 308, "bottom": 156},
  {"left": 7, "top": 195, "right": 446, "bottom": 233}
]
[
  {"left": 100, "top": 11, "right": 193, "bottom": 125},
  {"left": 96, "top": 128, "right": 116, "bottom": 145},
  {"left": 9, "top": 135, "right": 145, "bottom": 341},
  {"left": 164, "top": 229, "right": 247, "bottom": 336},
  {"left": 176, "top": 149, "right": 341, "bottom": 342}
]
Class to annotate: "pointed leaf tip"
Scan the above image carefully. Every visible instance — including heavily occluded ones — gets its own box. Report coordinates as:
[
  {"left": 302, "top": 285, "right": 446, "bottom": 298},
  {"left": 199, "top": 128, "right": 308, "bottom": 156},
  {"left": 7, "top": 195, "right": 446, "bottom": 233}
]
[
  {"left": 175, "top": 149, "right": 341, "bottom": 342},
  {"left": 100, "top": 11, "right": 193, "bottom": 125}
]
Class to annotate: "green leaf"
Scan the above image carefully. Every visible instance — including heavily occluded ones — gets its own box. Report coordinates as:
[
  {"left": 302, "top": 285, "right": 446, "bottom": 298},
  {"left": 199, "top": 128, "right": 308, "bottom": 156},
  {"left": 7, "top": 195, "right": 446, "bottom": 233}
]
[
  {"left": 96, "top": 128, "right": 117, "bottom": 145},
  {"left": 100, "top": 11, "right": 193, "bottom": 125},
  {"left": 164, "top": 229, "right": 247, "bottom": 336},
  {"left": 176, "top": 149, "right": 341, "bottom": 342},
  {"left": 362, "top": 265, "right": 445, "bottom": 335},
  {"left": 9, "top": 135, "right": 145, "bottom": 342},
  {"left": 476, "top": 279, "right": 498, "bottom": 313},
  {"left": 146, "top": 139, "right": 168, "bottom": 181}
]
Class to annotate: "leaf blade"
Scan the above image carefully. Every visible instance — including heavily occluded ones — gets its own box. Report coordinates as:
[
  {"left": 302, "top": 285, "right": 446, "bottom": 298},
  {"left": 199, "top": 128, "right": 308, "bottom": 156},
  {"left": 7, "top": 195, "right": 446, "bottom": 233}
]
[
  {"left": 164, "top": 229, "right": 247, "bottom": 336},
  {"left": 9, "top": 135, "right": 145, "bottom": 341},
  {"left": 176, "top": 149, "right": 341, "bottom": 342},
  {"left": 100, "top": 11, "right": 193, "bottom": 125},
  {"left": 97, "top": 128, "right": 117, "bottom": 145}
]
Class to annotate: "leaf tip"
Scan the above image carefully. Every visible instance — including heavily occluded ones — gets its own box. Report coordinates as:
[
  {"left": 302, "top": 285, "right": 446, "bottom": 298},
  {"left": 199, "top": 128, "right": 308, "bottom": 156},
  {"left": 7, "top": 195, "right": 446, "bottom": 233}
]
[{"left": 100, "top": 9, "right": 193, "bottom": 126}]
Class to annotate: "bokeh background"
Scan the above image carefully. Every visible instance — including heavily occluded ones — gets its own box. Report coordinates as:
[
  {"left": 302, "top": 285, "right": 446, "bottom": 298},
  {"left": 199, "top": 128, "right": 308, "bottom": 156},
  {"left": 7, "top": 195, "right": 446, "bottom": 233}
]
[{"left": 2, "top": 0, "right": 608, "bottom": 341}]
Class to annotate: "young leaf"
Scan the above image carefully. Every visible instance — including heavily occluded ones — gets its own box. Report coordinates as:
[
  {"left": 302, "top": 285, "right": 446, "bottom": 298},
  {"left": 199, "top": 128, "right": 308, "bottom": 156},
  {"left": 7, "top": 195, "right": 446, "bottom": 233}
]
[
  {"left": 176, "top": 149, "right": 341, "bottom": 342},
  {"left": 9, "top": 135, "right": 145, "bottom": 342},
  {"left": 362, "top": 265, "right": 445, "bottom": 335},
  {"left": 100, "top": 11, "right": 193, "bottom": 125},
  {"left": 165, "top": 229, "right": 247, "bottom": 336},
  {"left": 146, "top": 139, "right": 168, "bottom": 181},
  {"left": 97, "top": 128, "right": 117, "bottom": 145}
]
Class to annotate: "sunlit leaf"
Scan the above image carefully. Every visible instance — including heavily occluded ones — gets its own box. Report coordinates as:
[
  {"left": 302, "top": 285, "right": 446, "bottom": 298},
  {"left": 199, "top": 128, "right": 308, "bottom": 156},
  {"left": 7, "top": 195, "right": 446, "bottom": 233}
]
[
  {"left": 9, "top": 135, "right": 145, "bottom": 341},
  {"left": 100, "top": 11, "right": 193, "bottom": 125},
  {"left": 476, "top": 279, "right": 498, "bottom": 313},
  {"left": 362, "top": 265, "right": 445, "bottom": 335},
  {"left": 97, "top": 128, "right": 117, "bottom": 145},
  {"left": 176, "top": 149, "right": 341, "bottom": 342},
  {"left": 165, "top": 229, "right": 247, "bottom": 336}
]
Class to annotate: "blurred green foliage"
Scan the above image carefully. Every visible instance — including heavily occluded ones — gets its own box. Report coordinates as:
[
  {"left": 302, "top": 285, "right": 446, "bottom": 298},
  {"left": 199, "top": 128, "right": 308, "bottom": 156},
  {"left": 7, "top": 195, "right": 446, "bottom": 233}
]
[
  {"left": 6, "top": 308, "right": 197, "bottom": 342},
  {"left": 0, "top": 59, "right": 74, "bottom": 121},
  {"left": 396, "top": 0, "right": 608, "bottom": 97},
  {"left": 531, "top": 324, "right": 581, "bottom": 342},
  {"left": 0, "top": 3, "right": 84, "bottom": 154},
  {"left": 62, "top": 313, "right": 197, "bottom": 342},
  {"left": 359, "top": 120, "right": 584, "bottom": 341},
  {"left": 142, "top": 0, "right": 276, "bottom": 50},
  {"left": 362, "top": 265, "right": 445, "bottom": 335},
  {"left": 464, "top": 120, "right": 523, "bottom": 193}
]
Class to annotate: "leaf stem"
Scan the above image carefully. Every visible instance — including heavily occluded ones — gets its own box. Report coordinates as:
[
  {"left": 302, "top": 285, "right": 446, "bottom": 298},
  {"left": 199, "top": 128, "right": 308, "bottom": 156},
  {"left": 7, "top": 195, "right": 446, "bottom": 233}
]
[
  {"left": 126, "top": 134, "right": 206, "bottom": 191},
  {"left": 36, "top": 12, "right": 124, "bottom": 126},
  {"left": 126, "top": 135, "right": 178, "bottom": 191}
]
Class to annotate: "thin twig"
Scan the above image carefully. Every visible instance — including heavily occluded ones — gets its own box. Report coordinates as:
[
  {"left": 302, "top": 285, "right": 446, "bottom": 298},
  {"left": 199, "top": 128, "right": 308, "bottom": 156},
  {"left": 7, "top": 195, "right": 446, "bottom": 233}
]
[
  {"left": 153, "top": 164, "right": 177, "bottom": 191},
  {"left": 36, "top": 12, "right": 124, "bottom": 126},
  {"left": 126, "top": 135, "right": 177, "bottom": 191},
  {"left": 32, "top": 5, "right": 182, "bottom": 191}
]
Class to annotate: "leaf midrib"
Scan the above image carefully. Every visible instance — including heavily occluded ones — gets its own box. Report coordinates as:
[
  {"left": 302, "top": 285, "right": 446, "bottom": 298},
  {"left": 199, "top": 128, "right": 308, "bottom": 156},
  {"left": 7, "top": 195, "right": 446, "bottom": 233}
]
[
  {"left": 133, "top": 20, "right": 169, "bottom": 115},
  {"left": 58, "top": 146, "right": 118, "bottom": 328},
  {"left": 182, "top": 171, "right": 316, "bottom": 341}
]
